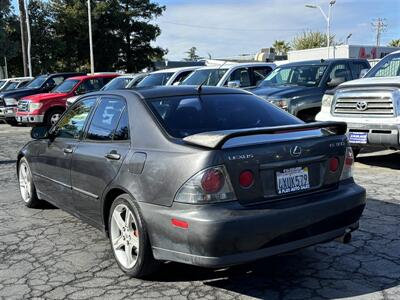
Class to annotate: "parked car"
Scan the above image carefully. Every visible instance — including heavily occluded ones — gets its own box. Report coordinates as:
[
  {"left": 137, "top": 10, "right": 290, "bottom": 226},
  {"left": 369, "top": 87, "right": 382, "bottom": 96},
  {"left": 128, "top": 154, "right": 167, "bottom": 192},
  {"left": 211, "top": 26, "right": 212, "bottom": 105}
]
[
  {"left": 19, "top": 86, "right": 365, "bottom": 278},
  {"left": 181, "top": 62, "right": 276, "bottom": 89},
  {"left": 0, "top": 77, "right": 33, "bottom": 92},
  {"left": 251, "top": 59, "right": 370, "bottom": 121},
  {"left": 136, "top": 67, "right": 200, "bottom": 87},
  {"left": 316, "top": 51, "right": 400, "bottom": 157},
  {"left": 16, "top": 73, "right": 119, "bottom": 126},
  {"left": 101, "top": 73, "right": 147, "bottom": 91},
  {"left": 0, "top": 72, "right": 85, "bottom": 125}
]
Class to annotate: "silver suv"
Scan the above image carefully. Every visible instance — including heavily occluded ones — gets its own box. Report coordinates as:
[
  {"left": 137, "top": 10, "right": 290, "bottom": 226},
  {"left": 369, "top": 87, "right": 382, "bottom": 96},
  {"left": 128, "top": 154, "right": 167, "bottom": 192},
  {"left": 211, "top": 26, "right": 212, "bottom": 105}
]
[{"left": 316, "top": 50, "right": 400, "bottom": 156}]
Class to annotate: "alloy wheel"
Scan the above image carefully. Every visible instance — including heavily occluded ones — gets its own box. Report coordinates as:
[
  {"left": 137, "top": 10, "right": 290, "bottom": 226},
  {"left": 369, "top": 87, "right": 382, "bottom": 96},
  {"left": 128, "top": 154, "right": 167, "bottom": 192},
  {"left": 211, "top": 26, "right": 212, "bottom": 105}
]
[
  {"left": 50, "top": 113, "right": 61, "bottom": 125},
  {"left": 110, "top": 204, "right": 140, "bottom": 269},
  {"left": 19, "top": 162, "right": 32, "bottom": 203}
]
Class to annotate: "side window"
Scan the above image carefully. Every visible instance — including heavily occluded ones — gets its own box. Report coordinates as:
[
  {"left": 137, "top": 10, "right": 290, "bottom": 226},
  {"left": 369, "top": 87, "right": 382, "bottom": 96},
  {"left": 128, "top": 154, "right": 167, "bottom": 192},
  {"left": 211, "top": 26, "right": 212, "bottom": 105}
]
[
  {"left": 351, "top": 62, "right": 368, "bottom": 79},
  {"left": 113, "top": 109, "right": 129, "bottom": 141},
  {"left": 327, "top": 63, "right": 352, "bottom": 84},
  {"left": 52, "top": 76, "right": 65, "bottom": 86},
  {"left": 56, "top": 98, "right": 96, "bottom": 139},
  {"left": 172, "top": 71, "right": 193, "bottom": 85},
  {"left": 252, "top": 67, "right": 272, "bottom": 86},
  {"left": 226, "top": 68, "right": 251, "bottom": 87},
  {"left": 86, "top": 98, "right": 126, "bottom": 141}
]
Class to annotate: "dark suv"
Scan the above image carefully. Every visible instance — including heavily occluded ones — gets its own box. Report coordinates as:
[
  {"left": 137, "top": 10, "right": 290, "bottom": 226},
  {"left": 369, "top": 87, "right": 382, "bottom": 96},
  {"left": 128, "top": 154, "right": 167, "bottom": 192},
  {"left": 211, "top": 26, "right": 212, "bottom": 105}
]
[
  {"left": 0, "top": 72, "right": 85, "bottom": 125},
  {"left": 251, "top": 59, "right": 370, "bottom": 121}
]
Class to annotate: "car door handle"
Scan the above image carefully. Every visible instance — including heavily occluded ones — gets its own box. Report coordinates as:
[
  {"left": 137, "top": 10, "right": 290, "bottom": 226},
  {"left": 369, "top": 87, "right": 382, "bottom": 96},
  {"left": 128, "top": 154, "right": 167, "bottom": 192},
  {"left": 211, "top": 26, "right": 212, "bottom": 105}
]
[
  {"left": 63, "top": 148, "right": 73, "bottom": 154},
  {"left": 105, "top": 152, "right": 121, "bottom": 160}
]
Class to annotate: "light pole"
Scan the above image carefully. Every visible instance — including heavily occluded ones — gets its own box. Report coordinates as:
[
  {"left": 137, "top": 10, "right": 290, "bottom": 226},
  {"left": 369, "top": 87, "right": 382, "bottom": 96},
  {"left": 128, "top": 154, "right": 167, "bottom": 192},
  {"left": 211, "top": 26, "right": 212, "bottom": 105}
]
[
  {"left": 87, "top": 0, "right": 95, "bottom": 74},
  {"left": 305, "top": 0, "right": 336, "bottom": 58},
  {"left": 25, "top": 0, "right": 32, "bottom": 77}
]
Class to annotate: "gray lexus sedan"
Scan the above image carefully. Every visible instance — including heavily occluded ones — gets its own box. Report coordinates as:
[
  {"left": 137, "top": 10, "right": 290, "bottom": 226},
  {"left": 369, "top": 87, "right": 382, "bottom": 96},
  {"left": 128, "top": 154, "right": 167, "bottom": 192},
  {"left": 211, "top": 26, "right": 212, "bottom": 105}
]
[{"left": 17, "top": 86, "right": 366, "bottom": 278}]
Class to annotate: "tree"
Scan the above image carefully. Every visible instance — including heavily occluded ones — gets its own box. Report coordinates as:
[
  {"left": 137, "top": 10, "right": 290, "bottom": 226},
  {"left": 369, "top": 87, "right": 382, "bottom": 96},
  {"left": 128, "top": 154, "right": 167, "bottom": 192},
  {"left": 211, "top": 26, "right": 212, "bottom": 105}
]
[
  {"left": 291, "top": 31, "right": 334, "bottom": 50},
  {"left": 272, "top": 40, "right": 290, "bottom": 55},
  {"left": 388, "top": 39, "right": 400, "bottom": 47},
  {"left": 0, "top": 0, "right": 21, "bottom": 77},
  {"left": 185, "top": 46, "right": 200, "bottom": 61}
]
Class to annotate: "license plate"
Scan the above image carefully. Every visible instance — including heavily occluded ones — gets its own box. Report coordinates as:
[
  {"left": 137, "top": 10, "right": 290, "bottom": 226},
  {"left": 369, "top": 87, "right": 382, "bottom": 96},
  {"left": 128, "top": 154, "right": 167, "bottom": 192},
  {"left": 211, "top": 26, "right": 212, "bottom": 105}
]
[
  {"left": 348, "top": 132, "right": 368, "bottom": 144},
  {"left": 276, "top": 167, "right": 310, "bottom": 195}
]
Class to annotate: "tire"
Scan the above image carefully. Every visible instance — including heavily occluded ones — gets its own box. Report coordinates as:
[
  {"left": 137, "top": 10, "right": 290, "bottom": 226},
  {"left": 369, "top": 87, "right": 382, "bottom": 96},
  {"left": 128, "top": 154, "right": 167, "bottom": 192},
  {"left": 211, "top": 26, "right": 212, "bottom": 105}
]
[
  {"left": 45, "top": 108, "right": 64, "bottom": 127},
  {"left": 6, "top": 119, "right": 20, "bottom": 127},
  {"left": 351, "top": 147, "right": 361, "bottom": 158},
  {"left": 18, "top": 157, "right": 42, "bottom": 208},
  {"left": 108, "top": 194, "right": 160, "bottom": 278}
]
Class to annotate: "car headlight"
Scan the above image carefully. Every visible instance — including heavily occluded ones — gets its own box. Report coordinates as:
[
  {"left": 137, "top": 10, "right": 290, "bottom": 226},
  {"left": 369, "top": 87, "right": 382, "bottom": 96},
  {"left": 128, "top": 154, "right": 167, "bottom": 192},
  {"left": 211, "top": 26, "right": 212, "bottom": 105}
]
[
  {"left": 269, "top": 98, "right": 289, "bottom": 110},
  {"left": 29, "top": 102, "right": 43, "bottom": 112},
  {"left": 320, "top": 94, "right": 334, "bottom": 113},
  {"left": 4, "top": 98, "right": 18, "bottom": 106}
]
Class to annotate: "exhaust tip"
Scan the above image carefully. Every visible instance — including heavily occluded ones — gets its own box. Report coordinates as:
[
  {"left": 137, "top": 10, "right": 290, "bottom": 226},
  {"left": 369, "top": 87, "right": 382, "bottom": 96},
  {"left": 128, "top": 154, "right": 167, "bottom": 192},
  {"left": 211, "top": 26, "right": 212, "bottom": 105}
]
[{"left": 336, "top": 229, "right": 352, "bottom": 244}]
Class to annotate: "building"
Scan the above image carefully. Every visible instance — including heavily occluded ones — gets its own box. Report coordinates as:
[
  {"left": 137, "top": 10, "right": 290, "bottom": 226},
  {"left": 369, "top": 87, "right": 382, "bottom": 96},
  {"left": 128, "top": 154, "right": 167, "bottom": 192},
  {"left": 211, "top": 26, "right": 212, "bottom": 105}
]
[{"left": 287, "top": 45, "right": 400, "bottom": 62}]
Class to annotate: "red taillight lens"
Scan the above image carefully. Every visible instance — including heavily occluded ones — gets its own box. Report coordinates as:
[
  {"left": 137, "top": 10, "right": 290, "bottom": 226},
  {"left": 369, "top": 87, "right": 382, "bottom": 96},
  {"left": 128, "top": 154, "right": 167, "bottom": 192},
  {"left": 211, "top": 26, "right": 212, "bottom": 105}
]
[
  {"left": 329, "top": 157, "right": 339, "bottom": 172},
  {"left": 239, "top": 170, "right": 254, "bottom": 188},
  {"left": 201, "top": 169, "right": 224, "bottom": 193}
]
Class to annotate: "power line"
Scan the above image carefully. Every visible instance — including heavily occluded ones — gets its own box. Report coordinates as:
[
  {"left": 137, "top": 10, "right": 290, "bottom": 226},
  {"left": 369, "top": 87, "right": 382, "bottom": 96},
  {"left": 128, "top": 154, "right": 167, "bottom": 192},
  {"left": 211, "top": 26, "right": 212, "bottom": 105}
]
[
  {"left": 159, "top": 21, "right": 309, "bottom": 32},
  {"left": 371, "top": 18, "right": 387, "bottom": 48}
]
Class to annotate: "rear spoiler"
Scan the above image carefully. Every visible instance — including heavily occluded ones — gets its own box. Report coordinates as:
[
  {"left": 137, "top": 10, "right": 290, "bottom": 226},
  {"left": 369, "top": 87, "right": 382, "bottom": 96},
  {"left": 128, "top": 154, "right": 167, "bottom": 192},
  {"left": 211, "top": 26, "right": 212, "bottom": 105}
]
[{"left": 183, "top": 121, "right": 347, "bottom": 149}]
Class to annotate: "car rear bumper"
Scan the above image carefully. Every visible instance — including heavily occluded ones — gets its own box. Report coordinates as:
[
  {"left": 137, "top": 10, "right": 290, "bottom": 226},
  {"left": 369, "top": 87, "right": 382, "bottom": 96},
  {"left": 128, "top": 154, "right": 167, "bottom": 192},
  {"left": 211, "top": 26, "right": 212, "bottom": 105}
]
[
  {"left": 140, "top": 180, "right": 366, "bottom": 268},
  {"left": 16, "top": 114, "right": 44, "bottom": 124}
]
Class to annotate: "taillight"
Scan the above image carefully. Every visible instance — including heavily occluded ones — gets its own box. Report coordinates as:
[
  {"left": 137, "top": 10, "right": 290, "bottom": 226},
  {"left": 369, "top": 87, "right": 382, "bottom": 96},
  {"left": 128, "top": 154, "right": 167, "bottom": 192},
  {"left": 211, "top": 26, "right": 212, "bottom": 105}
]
[
  {"left": 174, "top": 165, "right": 237, "bottom": 204},
  {"left": 201, "top": 169, "right": 224, "bottom": 193},
  {"left": 239, "top": 170, "right": 254, "bottom": 188},
  {"left": 329, "top": 157, "right": 339, "bottom": 172},
  {"left": 340, "top": 147, "right": 354, "bottom": 180}
]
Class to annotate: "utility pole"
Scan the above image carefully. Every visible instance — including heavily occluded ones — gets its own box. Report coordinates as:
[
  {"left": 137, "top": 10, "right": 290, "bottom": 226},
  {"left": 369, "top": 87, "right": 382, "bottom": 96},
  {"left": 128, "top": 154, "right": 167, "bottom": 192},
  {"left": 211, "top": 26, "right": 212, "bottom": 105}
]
[
  {"left": 371, "top": 18, "right": 387, "bottom": 49},
  {"left": 18, "top": 0, "right": 28, "bottom": 76},
  {"left": 87, "top": 0, "right": 95, "bottom": 74},
  {"left": 4, "top": 57, "right": 8, "bottom": 78},
  {"left": 25, "top": 0, "right": 32, "bottom": 77}
]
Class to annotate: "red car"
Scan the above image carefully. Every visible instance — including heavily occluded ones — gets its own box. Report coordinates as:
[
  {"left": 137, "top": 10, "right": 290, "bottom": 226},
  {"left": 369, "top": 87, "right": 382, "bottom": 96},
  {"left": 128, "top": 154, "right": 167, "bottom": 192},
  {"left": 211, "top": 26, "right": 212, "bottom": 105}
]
[{"left": 16, "top": 73, "right": 119, "bottom": 126}]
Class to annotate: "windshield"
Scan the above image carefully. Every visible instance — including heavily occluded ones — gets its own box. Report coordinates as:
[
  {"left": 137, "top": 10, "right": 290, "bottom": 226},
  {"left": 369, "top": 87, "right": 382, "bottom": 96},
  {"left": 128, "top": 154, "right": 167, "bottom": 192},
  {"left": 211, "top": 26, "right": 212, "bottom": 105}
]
[
  {"left": 366, "top": 53, "right": 400, "bottom": 78},
  {"left": 260, "top": 64, "right": 328, "bottom": 87},
  {"left": 137, "top": 72, "right": 174, "bottom": 87},
  {"left": 53, "top": 79, "right": 80, "bottom": 93},
  {"left": 181, "top": 69, "right": 228, "bottom": 86},
  {"left": 146, "top": 94, "right": 300, "bottom": 138},
  {"left": 5, "top": 82, "right": 18, "bottom": 91},
  {"left": 102, "top": 77, "right": 132, "bottom": 91},
  {"left": 26, "top": 76, "right": 47, "bottom": 88}
]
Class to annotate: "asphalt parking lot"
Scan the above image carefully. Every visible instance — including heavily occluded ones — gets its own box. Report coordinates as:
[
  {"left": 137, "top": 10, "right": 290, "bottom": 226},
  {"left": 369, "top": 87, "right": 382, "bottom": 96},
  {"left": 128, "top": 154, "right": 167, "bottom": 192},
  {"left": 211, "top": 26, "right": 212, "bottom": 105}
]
[{"left": 0, "top": 124, "right": 399, "bottom": 300}]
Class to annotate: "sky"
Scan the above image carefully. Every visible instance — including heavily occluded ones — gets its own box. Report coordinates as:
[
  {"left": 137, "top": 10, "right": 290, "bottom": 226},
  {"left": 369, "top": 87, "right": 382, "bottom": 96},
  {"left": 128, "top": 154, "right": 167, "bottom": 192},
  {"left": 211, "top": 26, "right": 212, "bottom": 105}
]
[{"left": 11, "top": 0, "right": 400, "bottom": 61}]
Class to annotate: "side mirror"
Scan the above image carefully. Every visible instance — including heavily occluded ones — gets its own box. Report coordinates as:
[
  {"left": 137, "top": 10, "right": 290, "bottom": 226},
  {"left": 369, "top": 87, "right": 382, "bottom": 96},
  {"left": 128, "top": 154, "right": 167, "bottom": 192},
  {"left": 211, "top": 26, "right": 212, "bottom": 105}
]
[
  {"left": 359, "top": 68, "right": 370, "bottom": 78},
  {"left": 172, "top": 81, "right": 181, "bottom": 86},
  {"left": 327, "top": 77, "right": 345, "bottom": 88},
  {"left": 227, "top": 80, "right": 241, "bottom": 88},
  {"left": 31, "top": 126, "right": 51, "bottom": 139}
]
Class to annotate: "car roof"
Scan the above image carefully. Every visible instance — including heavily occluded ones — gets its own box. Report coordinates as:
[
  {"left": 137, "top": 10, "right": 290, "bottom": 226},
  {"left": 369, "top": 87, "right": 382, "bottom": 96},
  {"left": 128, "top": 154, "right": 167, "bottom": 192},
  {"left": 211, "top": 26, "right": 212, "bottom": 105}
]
[
  {"left": 195, "top": 62, "right": 276, "bottom": 70},
  {"left": 279, "top": 58, "right": 368, "bottom": 67},
  {"left": 124, "top": 85, "right": 251, "bottom": 99},
  {"left": 67, "top": 73, "right": 119, "bottom": 81},
  {"left": 151, "top": 66, "right": 201, "bottom": 74}
]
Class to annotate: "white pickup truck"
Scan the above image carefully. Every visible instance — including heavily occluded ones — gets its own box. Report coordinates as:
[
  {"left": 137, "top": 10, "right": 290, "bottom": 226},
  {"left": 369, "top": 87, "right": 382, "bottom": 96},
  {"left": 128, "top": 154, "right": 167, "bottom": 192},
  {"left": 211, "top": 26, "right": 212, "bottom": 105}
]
[{"left": 316, "top": 50, "right": 400, "bottom": 156}]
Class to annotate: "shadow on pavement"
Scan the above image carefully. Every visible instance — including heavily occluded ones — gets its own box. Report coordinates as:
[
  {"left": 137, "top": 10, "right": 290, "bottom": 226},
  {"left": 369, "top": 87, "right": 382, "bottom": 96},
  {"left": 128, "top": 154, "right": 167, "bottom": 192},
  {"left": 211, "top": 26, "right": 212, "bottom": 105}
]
[
  {"left": 357, "top": 151, "right": 400, "bottom": 170},
  {"left": 151, "top": 198, "right": 400, "bottom": 299}
]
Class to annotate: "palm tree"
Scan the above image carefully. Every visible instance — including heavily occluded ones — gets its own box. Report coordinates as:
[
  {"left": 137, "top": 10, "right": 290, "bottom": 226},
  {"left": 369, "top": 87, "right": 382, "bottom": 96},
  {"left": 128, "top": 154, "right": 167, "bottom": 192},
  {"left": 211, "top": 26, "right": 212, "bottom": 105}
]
[
  {"left": 272, "top": 40, "right": 291, "bottom": 55},
  {"left": 388, "top": 39, "right": 400, "bottom": 47}
]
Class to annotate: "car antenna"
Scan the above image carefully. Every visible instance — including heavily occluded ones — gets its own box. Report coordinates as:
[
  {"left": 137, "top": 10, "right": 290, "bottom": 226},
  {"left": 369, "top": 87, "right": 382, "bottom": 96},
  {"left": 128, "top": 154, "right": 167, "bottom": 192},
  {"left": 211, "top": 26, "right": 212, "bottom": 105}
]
[{"left": 197, "top": 60, "right": 227, "bottom": 93}]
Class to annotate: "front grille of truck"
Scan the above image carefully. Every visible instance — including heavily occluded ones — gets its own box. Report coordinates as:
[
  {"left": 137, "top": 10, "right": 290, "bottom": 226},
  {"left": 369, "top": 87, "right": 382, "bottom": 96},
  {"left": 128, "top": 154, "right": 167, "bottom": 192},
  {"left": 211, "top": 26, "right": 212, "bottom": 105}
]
[
  {"left": 18, "top": 100, "right": 30, "bottom": 112},
  {"left": 333, "top": 90, "right": 395, "bottom": 117}
]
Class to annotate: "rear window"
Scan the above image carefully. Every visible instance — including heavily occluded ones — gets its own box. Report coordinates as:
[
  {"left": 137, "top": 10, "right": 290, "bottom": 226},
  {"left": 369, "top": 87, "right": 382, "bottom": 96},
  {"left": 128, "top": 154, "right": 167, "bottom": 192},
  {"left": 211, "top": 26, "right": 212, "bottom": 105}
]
[
  {"left": 146, "top": 94, "right": 301, "bottom": 138},
  {"left": 137, "top": 72, "right": 174, "bottom": 87}
]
